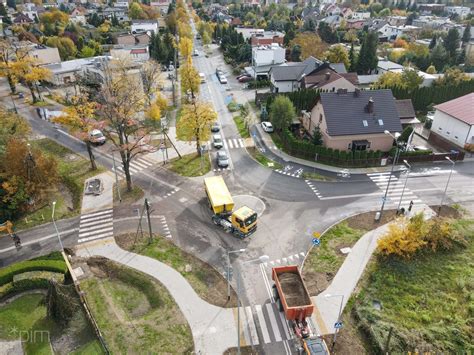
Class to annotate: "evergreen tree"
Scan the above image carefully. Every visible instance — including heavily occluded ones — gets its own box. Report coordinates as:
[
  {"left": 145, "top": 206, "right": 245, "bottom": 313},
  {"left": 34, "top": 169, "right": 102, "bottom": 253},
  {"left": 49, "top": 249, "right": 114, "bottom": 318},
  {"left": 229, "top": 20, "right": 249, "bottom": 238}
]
[
  {"left": 430, "top": 44, "right": 448, "bottom": 72},
  {"left": 6, "top": 0, "right": 15, "bottom": 10},
  {"left": 462, "top": 24, "right": 471, "bottom": 46},
  {"left": 349, "top": 43, "right": 356, "bottom": 72},
  {"left": 312, "top": 126, "right": 323, "bottom": 145},
  {"left": 429, "top": 35, "right": 437, "bottom": 50},
  {"left": 357, "top": 31, "right": 378, "bottom": 74},
  {"left": 290, "top": 45, "right": 301, "bottom": 62},
  {"left": 443, "top": 28, "right": 460, "bottom": 60},
  {"left": 111, "top": 13, "right": 119, "bottom": 27}
]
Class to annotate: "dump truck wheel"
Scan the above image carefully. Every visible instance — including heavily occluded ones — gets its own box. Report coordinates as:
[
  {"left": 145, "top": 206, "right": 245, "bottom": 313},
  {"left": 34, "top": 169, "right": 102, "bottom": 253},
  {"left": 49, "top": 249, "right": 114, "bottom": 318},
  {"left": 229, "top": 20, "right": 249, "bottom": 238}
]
[{"left": 272, "top": 284, "right": 279, "bottom": 300}]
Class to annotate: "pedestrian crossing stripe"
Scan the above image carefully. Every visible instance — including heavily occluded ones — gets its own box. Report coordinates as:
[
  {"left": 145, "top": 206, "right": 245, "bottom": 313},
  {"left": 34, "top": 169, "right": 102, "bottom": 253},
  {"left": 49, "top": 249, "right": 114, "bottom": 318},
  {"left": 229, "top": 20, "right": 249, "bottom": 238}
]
[
  {"left": 78, "top": 209, "right": 114, "bottom": 243},
  {"left": 113, "top": 155, "right": 156, "bottom": 178},
  {"left": 367, "top": 173, "right": 423, "bottom": 207},
  {"left": 224, "top": 138, "right": 245, "bottom": 149}
]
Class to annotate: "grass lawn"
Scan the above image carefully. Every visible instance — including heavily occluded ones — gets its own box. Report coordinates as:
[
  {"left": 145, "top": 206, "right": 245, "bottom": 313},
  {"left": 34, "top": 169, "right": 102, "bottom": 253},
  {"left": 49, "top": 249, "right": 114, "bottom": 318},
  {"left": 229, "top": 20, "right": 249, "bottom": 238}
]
[
  {"left": 32, "top": 101, "right": 50, "bottom": 107},
  {"left": 174, "top": 107, "right": 189, "bottom": 141},
  {"left": 15, "top": 139, "right": 104, "bottom": 230},
  {"left": 248, "top": 147, "right": 283, "bottom": 170},
  {"left": 81, "top": 260, "right": 193, "bottom": 354},
  {"left": 353, "top": 218, "right": 474, "bottom": 353},
  {"left": 233, "top": 115, "right": 250, "bottom": 138},
  {"left": 269, "top": 131, "right": 284, "bottom": 150},
  {"left": 167, "top": 152, "right": 210, "bottom": 177},
  {"left": 116, "top": 233, "right": 237, "bottom": 308},
  {"left": 113, "top": 181, "right": 144, "bottom": 204},
  {"left": 301, "top": 171, "right": 334, "bottom": 182}
]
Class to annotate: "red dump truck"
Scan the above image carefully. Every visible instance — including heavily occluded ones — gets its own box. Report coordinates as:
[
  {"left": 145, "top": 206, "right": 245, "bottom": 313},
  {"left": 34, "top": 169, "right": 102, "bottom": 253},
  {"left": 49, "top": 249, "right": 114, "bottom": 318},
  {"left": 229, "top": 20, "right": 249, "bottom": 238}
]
[{"left": 272, "top": 265, "right": 329, "bottom": 354}]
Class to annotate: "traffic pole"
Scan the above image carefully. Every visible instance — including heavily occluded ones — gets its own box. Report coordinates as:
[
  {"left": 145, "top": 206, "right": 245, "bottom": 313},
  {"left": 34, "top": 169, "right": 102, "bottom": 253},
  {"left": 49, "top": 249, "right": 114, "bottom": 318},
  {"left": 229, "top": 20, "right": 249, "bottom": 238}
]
[{"left": 145, "top": 198, "right": 153, "bottom": 245}]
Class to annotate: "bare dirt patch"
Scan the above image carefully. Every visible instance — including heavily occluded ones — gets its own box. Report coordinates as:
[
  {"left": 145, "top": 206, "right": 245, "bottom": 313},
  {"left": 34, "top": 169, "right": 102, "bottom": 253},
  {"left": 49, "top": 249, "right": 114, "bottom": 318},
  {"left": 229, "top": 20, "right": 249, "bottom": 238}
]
[{"left": 345, "top": 209, "right": 398, "bottom": 231}]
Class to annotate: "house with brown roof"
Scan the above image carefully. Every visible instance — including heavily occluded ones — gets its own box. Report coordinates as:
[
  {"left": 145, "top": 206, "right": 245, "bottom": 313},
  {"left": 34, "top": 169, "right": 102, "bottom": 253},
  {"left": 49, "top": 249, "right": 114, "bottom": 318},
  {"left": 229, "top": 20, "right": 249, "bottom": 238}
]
[
  {"left": 302, "top": 89, "right": 402, "bottom": 152},
  {"left": 13, "top": 13, "right": 33, "bottom": 25},
  {"left": 301, "top": 63, "right": 358, "bottom": 92},
  {"left": 430, "top": 93, "right": 474, "bottom": 150},
  {"left": 395, "top": 99, "right": 420, "bottom": 129}
]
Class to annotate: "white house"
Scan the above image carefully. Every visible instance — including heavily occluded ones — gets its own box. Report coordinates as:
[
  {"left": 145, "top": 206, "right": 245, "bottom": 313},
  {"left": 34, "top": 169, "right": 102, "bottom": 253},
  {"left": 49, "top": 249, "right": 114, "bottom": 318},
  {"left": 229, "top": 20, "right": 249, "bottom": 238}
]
[
  {"left": 131, "top": 20, "right": 158, "bottom": 35},
  {"left": 445, "top": 6, "right": 470, "bottom": 19},
  {"left": 378, "top": 24, "right": 420, "bottom": 40},
  {"left": 115, "top": 1, "right": 129, "bottom": 7},
  {"left": 110, "top": 45, "right": 150, "bottom": 62},
  {"left": 351, "top": 11, "right": 370, "bottom": 20},
  {"left": 249, "top": 44, "right": 286, "bottom": 77},
  {"left": 431, "top": 93, "right": 474, "bottom": 150}
]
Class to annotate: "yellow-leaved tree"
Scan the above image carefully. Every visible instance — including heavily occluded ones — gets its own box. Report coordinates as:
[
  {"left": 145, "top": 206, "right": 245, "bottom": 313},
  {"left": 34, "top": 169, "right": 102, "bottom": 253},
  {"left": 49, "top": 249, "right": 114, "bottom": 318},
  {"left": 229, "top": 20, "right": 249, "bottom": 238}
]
[
  {"left": 290, "top": 32, "right": 327, "bottom": 61},
  {"left": 177, "top": 100, "right": 217, "bottom": 154},
  {"left": 11, "top": 57, "right": 52, "bottom": 103},
  {"left": 180, "top": 56, "right": 200, "bottom": 100},
  {"left": 54, "top": 95, "right": 100, "bottom": 170},
  {"left": 179, "top": 37, "right": 193, "bottom": 59}
]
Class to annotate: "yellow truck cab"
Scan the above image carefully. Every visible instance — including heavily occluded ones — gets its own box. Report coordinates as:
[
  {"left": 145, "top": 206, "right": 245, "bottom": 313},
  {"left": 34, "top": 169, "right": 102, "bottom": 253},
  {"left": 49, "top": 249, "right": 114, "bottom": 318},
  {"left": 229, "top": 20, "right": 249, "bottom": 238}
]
[{"left": 204, "top": 176, "right": 257, "bottom": 238}]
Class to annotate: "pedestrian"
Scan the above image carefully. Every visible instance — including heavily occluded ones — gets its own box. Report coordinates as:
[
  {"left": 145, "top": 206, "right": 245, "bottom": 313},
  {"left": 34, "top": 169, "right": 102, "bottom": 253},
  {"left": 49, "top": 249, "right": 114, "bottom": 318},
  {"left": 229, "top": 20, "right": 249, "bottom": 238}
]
[
  {"left": 408, "top": 200, "right": 414, "bottom": 212},
  {"left": 400, "top": 207, "right": 405, "bottom": 216}
]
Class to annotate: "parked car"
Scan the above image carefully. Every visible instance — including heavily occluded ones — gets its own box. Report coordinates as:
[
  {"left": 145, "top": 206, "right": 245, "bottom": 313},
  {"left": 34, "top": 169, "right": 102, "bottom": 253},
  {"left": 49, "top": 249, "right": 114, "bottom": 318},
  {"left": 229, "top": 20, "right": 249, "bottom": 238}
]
[
  {"left": 18, "top": 92, "right": 24, "bottom": 99},
  {"left": 89, "top": 129, "right": 106, "bottom": 145},
  {"left": 216, "top": 150, "right": 229, "bottom": 168},
  {"left": 211, "top": 122, "right": 220, "bottom": 132},
  {"left": 413, "top": 145, "right": 430, "bottom": 151},
  {"left": 239, "top": 76, "right": 253, "bottom": 83},
  {"left": 236, "top": 74, "right": 250, "bottom": 80},
  {"left": 213, "top": 134, "right": 223, "bottom": 149},
  {"left": 193, "top": 49, "right": 199, "bottom": 56},
  {"left": 199, "top": 72, "right": 206, "bottom": 83},
  {"left": 261, "top": 121, "right": 274, "bottom": 133},
  {"left": 216, "top": 68, "right": 224, "bottom": 77},
  {"left": 218, "top": 75, "right": 228, "bottom": 84}
]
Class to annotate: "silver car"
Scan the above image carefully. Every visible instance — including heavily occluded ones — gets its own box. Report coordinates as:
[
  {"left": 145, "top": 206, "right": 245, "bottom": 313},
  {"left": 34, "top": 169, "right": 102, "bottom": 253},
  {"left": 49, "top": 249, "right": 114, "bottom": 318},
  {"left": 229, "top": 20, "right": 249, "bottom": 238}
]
[
  {"left": 216, "top": 150, "right": 229, "bottom": 168},
  {"left": 213, "top": 134, "right": 223, "bottom": 149}
]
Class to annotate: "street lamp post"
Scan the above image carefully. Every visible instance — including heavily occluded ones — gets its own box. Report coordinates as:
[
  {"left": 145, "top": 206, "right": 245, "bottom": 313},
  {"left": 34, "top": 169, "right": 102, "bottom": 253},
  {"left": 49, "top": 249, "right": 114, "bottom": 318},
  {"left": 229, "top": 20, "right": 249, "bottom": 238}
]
[
  {"left": 325, "top": 293, "right": 345, "bottom": 351},
  {"left": 397, "top": 160, "right": 411, "bottom": 212},
  {"left": 51, "top": 201, "right": 64, "bottom": 251},
  {"left": 236, "top": 254, "right": 269, "bottom": 355},
  {"left": 378, "top": 130, "right": 401, "bottom": 220},
  {"left": 226, "top": 248, "right": 246, "bottom": 301},
  {"left": 438, "top": 156, "right": 455, "bottom": 215}
]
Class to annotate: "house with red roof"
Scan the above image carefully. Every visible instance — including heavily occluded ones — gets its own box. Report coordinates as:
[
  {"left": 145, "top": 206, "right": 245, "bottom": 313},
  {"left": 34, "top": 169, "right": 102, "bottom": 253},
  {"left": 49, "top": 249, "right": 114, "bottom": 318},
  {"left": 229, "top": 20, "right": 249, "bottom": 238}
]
[{"left": 430, "top": 93, "right": 474, "bottom": 151}]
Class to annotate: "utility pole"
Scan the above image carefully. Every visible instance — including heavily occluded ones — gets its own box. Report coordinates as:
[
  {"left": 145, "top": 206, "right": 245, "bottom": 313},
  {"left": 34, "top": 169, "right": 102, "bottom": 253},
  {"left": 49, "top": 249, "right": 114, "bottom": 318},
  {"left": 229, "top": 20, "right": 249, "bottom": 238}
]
[
  {"left": 145, "top": 198, "right": 153, "bottom": 245},
  {"left": 112, "top": 151, "right": 121, "bottom": 203}
]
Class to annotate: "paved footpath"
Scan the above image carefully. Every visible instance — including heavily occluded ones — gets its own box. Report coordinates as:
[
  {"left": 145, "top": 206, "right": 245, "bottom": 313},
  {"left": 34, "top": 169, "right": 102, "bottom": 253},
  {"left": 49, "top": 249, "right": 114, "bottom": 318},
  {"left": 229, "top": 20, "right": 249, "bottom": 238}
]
[{"left": 309, "top": 204, "right": 435, "bottom": 335}]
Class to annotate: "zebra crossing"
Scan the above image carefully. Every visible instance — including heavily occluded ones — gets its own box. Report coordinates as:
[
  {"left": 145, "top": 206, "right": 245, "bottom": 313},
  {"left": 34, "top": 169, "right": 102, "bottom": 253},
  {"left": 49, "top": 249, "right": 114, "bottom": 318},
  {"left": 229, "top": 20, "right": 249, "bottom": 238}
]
[
  {"left": 223, "top": 138, "right": 245, "bottom": 149},
  {"left": 240, "top": 302, "right": 293, "bottom": 346},
  {"left": 367, "top": 172, "right": 422, "bottom": 207},
  {"left": 78, "top": 209, "right": 114, "bottom": 244},
  {"left": 263, "top": 252, "right": 306, "bottom": 268},
  {"left": 113, "top": 155, "right": 155, "bottom": 178},
  {"left": 275, "top": 165, "right": 303, "bottom": 178},
  {"left": 305, "top": 180, "right": 322, "bottom": 199}
]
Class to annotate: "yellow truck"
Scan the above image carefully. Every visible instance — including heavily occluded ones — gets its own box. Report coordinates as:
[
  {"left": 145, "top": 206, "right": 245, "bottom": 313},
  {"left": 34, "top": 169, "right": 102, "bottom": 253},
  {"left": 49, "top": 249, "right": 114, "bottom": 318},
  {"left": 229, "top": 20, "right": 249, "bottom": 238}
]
[{"left": 204, "top": 176, "right": 257, "bottom": 238}]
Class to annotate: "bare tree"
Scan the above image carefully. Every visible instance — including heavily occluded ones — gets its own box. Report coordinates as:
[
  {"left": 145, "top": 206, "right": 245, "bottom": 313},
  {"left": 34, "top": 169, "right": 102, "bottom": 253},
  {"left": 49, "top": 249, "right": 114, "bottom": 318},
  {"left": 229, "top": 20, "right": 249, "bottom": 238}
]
[{"left": 140, "top": 59, "right": 162, "bottom": 107}]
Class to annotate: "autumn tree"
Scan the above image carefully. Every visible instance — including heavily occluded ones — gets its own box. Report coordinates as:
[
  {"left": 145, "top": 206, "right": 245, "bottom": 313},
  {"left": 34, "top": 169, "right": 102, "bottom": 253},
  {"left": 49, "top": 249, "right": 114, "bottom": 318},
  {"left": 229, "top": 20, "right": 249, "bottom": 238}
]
[
  {"left": 54, "top": 95, "right": 99, "bottom": 170},
  {"left": 40, "top": 8, "right": 69, "bottom": 36},
  {"left": 290, "top": 32, "right": 327, "bottom": 60},
  {"left": 324, "top": 44, "right": 349, "bottom": 70},
  {"left": 179, "top": 37, "right": 193, "bottom": 58},
  {"left": 96, "top": 59, "right": 159, "bottom": 192},
  {"left": 11, "top": 57, "right": 52, "bottom": 103},
  {"left": 373, "top": 69, "right": 422, "bottom": 91},
  {"left": 0, "top": 39, "right": 31, "bottom": 94},
  {"left": 434, "top": 67, "right": 469, "bottom": 86},
  {"left": 180, "top": 56, "right": 200, "bottom": 100},
  {"left": 0, "top": 106, "right": 30, "bottom": 154},
  {"left": 45, "top": 36, "right": 78, "bottom": 60},
  {"left": 140, "top": 59, "right": 162, "bottom": 107},
  {"left": 269, "top": 96, "right": 295, "bottom": 132},
  {"left": 176, "top": 100, "right": 217, "bottom": 154}
]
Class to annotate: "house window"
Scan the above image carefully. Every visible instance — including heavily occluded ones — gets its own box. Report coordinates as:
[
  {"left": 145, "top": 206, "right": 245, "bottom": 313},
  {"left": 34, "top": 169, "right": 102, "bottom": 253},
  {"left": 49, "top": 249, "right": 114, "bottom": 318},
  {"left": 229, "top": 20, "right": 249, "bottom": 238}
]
[
  {"left": 347, "top": 143, "right": 352, "bottom": 149},
  {"left": 446, "top": 131, "right": 450, "bottom": 135},
  {"left": 362, "top": 120, "right": 368, "bottom": 127},
  {"left": 378, "top": 119, "right": 384, "bottom": 126}
]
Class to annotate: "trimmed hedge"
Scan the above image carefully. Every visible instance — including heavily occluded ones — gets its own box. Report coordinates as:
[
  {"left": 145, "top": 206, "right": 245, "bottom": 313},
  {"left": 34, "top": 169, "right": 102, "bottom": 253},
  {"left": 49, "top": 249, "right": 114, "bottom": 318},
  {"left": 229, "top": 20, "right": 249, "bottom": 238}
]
[
  {"left": 13, "top": 271, "right": 65, "bottom": 284},
  {"left": 0, "top": 279, "right": 50, "bottom": 300},
  {"left": 0, "top": 260, "right": 67, "bottom": 286}
]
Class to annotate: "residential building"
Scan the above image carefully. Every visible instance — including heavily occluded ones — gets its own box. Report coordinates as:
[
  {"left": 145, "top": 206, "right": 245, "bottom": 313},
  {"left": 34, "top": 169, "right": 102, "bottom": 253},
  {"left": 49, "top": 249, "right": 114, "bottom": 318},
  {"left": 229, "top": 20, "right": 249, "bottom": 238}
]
[
  {"left": 43, "top": 57, "right": 110, "bottom": 86},
  {"left": 322, "top": 15, "right": 342, "bottom": 29},
  {"left": 131, "top": 20, "right": 159, "bottom": 35},
  {"left": 236, "top": 28, "right": 265, "bottom": 41},
  {"left": 302, "top": 89, "right": 402, "bottom": 152},
  {"left": 100, "top": 7, "right": 129, "bottom": 22},
  {"left": 249, "top": 44, "right": 286, "bottom": 77},
  {"left": 70, "top": 7, "right": 86, "bottom": 24},
  {"left": 269, "top": 65, "right": 307, "bottom": 93},
  {"left": 115, "top": 1, "right": 129, "bottom": 7},
  {"left": 110, "top": 45, "right": 150, "bottom": 62},
  {"left": 430, "top": 93, "right": 474, "bottom": 150},
  {"left": 445, "top": 6, "right": 470, "bottom": 19},
  {"left": 374, "top": 59, "right": 404, "bottom": 74},
  {"left": 387, "top": 16, "right": 407, "bottom": 27},
  {"left": 150, "top": 0, "right": 171, "bottom": 15},
  {"left": 418, "top": 3, "right": 445, "bottom": 15},
  {"left": 27, "top": 44, "right": 61, "bottom": 65},
  {"left": 378, "top": 24, "right": 420, "bottom": 41},
  {"left": 346, "top": 19, "right": 366, "bottom": 30},
  {"left": 12, "top": 13, "right": 33, "bottom": 25},
  {"left": 341, "top": 8, "right": 353, "bottom": 19},
  {"left": 250, "top": 31, "right": 284, "bottom": 46},
  {"left": 301, "top": 70, "right": 358, "bottom": 92},
  {"left": 351, "top": 11, "right": 370, "bottom": 20},
  {"left": 395, "top": 99, "right": 420, "bottom": 128},
  {"left": 116, "top": 33, "right": 150, "bottom": 46}
]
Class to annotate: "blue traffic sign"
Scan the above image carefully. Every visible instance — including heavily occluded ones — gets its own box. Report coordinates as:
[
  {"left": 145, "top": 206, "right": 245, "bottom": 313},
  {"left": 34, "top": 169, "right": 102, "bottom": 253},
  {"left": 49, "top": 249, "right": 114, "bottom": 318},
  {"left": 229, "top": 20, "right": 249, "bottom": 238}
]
[
  {"left": 312, "top": 238, "right": 321, "bottom": 246},
  {"left": 334, "top": 321, "right": 343, "bottom": 329}
]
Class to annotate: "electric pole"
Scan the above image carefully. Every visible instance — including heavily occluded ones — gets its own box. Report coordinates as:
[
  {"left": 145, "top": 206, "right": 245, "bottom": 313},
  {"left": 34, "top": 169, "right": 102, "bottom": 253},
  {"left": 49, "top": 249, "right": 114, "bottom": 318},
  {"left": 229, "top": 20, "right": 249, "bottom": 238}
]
[{"left": 145, "top": 198, "right": 153, "bottom": 245}]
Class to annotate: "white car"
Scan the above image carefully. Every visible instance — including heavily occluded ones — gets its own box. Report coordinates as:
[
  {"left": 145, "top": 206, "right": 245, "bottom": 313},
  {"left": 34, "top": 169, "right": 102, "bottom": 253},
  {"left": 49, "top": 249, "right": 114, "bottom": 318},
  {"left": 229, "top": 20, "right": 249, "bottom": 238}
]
[
  {"left": 89, "top": 129, "right": 106, "bottom": 145},
  {"left": 261, "top": 121, "right": 274, "bottom": 133},
  {"left": 199, "top": 72, "right": 206, "bottom": 83},
  {"left": 218, "top": 75, "right": 227, "bottom": 84},
  {"left": 213, "top": 134, "right": 223, "bottom": 149}
]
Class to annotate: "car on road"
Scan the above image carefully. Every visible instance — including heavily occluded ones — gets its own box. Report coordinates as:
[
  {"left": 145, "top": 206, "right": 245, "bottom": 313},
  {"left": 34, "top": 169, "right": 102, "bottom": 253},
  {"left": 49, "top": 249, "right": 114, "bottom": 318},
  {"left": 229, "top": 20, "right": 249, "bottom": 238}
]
[
  {"left": 218, "top": 75, "right": 228, "bottom": 84},
  {"left": 89, "top": 129, "right": 106, "bottom": 145},
  {"left": 18, "top": 92, "right": 24, "bottom": 99},
  {"left": 199, "top": 72, "right": 206, "bottom": 83},
  {"left": 261, "top": 121, "right": 274, "bottom": 133},
  {"left": 213, "top": 134, "right": 223, "bottom": 149},
  {"left": 211, "top": 122, "right": 220, "bottom": 132},
  {"left": 216, "top": 150, "right": 229, "bottom": 168},
  {"left": 238, "top": 76, "right": 252, "bottom": 83},
  {"left": 216, "top": 68, "right": 224, "bottom": 77},
  {"left": 193, "top": 49, "right": 199, "bottom": 56}
]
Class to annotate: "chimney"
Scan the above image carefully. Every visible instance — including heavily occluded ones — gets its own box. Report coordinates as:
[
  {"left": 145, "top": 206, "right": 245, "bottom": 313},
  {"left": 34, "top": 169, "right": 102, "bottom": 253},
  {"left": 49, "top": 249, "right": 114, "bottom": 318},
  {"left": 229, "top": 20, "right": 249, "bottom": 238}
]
[
  {"left": 325, "top": 72, "right": 331, "bottom": 80},
  {"left": 366, "top": 97, "right": 374, "bottom": 113},
  {"left": 354, "top": 88, "right": 361, "bottom": 97},
  {"left": 337, "top": 88, "right": 347, "bottom": 95}
]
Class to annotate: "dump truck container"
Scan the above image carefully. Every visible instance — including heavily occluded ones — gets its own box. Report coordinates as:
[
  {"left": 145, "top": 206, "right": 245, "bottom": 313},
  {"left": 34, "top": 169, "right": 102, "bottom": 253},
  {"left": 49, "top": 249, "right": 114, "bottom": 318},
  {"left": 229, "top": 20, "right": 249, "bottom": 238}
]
[{"left": 204, "top": 176, "right": 234, "bottom": 215}]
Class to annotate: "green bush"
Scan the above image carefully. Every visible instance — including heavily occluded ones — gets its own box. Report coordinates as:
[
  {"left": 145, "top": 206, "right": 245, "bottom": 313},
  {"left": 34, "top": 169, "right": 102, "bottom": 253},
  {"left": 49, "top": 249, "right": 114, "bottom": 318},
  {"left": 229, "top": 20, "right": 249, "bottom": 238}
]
[
  {"left": 247, "top": 79, "right": 270, "bottom": 89},
  {"left": 0, "top": 260, "right": 67, "bottom": 286},
  {"left": 227, "top": 101, "right": 240, "bottom": 112},
  {"left": 31, "top": 251, "right": 64, "bottom": 261}
]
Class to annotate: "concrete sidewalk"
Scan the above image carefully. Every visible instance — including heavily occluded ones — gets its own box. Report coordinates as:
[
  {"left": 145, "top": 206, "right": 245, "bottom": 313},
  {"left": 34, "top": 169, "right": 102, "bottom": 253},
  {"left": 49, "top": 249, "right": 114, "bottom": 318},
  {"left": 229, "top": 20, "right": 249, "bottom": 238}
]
[
  {"left": 310, "top": 204, "right": 435, "bottom": 335},
  {"left": 76, "top": 241, "right": 238, "bottom": 354}
]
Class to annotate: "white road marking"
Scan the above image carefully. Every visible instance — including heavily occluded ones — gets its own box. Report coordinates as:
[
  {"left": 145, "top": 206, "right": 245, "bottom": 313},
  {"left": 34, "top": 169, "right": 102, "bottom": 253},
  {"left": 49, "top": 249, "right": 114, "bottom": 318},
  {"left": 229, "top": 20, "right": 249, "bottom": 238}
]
[
  {"left": 265, "top": 303, "right": 282, "bottom": 342},
  {"left": 245, "top": 306, "right": 259, "bottom": 345},
  {"left": 255, "top": 305, "right": 271, "bottom": 344}
]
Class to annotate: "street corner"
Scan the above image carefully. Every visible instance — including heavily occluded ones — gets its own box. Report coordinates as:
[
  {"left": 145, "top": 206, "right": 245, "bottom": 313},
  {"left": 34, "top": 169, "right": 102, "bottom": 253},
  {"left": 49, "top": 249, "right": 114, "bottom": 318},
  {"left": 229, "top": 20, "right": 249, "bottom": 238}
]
[{"left": 233, "top": 195, "right": 266, "bottom": 217}]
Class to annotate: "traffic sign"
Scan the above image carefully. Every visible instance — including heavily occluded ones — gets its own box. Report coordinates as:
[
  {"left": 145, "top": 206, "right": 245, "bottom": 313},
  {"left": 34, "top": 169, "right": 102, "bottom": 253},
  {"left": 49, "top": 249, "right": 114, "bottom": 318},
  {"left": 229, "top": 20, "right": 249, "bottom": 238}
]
[
  {"left": 312, "top": 238, "right": 320, "bottom": 246},
  {"left": 334, "top": 321, "right": 343, "bottom": 329},
  {"left": 312, "top": 231, "right": 320, "bottom": 238}
]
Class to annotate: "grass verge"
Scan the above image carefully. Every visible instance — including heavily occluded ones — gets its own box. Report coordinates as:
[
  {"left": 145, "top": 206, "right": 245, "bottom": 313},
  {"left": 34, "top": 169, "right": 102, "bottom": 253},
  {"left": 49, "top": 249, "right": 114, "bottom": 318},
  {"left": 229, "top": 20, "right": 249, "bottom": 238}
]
[
  {"left": 81, "top": 259, "right": 193, "bottom": 353},
  {"left": 167, "top": 152, "right": 210, "bottom": 177},
  {"left": 353, "top": 218, "right": 474, "bottom": 353},
  {"left": 115, "top": 233, "right": 238, "bottom": 308},
  {"left": 15, "top": 139, "right": 105, "bottom": 230},
  {"left": 113, "top": 181, "right": 144, "bottom": 204},
  {"left": 301, "top": 171, "right": 334, "bottom": 182},
  {"left": 233, "top": 115, "right": 250, "bottom": 138},
  {"left": 248, "top": 147, "right": 283, "bottom": 170}
]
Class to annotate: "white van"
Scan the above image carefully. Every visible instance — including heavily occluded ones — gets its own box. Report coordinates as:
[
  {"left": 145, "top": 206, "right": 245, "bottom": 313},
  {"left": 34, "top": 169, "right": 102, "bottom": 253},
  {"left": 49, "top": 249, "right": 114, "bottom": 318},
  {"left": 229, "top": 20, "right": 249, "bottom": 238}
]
[{"left": 199, "top": 73, "right": 206, "bottom": 83}]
